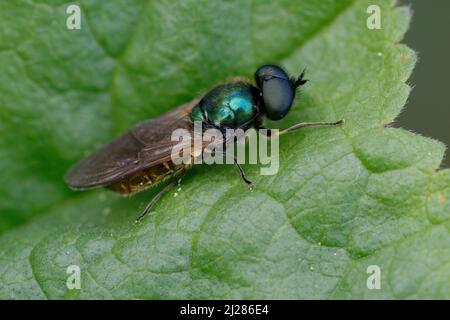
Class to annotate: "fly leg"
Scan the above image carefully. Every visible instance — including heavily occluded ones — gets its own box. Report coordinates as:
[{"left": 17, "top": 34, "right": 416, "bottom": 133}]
[
  {"left": 134, "top": 181, "right": 177, "bottom": 223},
  {"left": 135, "top": 169, "right": 186, "bottom": 223},
  {"left": 205, "top": 147, "right": 253, "bottom": 188},
  {"left": 258, "top": 119, "right": 344, "bottom": 138},
  {"left": 225, "top": 152, "right": 253, "bottom": 189},
  {"left": 233, "top": 157, "right": 253, "bottom": 188}
]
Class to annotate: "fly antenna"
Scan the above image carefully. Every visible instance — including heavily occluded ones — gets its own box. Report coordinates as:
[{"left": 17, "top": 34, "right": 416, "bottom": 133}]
[{"left": 294, "top": 68, "right": 308, "bottom": 87}]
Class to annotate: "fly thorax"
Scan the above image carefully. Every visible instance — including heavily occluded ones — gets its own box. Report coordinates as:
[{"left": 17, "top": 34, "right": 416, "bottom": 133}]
[{"left": 192, "top": 81, "right": 259, "bottom": 128}]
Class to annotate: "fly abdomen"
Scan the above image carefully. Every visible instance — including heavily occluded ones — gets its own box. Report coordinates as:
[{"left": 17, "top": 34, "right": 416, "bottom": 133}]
[{"left": 107, "top": 161, "right": 186, "bottom": 195}]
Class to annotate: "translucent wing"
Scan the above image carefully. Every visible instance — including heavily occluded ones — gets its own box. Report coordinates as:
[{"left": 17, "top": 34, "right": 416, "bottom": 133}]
[{"left": 65, "top": 99, "right": 199, "bottom": 189}]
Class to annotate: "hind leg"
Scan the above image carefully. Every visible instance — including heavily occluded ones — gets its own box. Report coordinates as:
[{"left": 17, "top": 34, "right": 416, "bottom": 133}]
[{"left": 135, "top": 169, "right": 186, "bottom": 223}]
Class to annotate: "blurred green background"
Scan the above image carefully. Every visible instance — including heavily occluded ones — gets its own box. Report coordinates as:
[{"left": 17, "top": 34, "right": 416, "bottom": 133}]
[{"left": 398, "top": 0, "right": 450, "bottom": 167}]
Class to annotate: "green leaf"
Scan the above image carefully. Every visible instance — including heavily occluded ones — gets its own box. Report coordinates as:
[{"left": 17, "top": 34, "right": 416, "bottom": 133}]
[{"left": 0, "top": 0, "right": 449, "bottom": 299}]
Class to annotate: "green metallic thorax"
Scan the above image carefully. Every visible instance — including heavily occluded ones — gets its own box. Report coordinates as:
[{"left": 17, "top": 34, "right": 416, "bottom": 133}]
[{"left": 191, "top": 81, "right": 259, "bottom": 128}]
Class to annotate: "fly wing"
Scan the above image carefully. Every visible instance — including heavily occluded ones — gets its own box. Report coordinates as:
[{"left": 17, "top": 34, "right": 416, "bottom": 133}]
[{"left": 64, "top": 99, "right": 200, "bottom": 189}]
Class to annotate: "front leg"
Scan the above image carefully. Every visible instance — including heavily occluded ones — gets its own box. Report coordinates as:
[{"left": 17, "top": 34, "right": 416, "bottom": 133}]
[{"left": 258, "top": 119, "right": 344, "bottom": 138}]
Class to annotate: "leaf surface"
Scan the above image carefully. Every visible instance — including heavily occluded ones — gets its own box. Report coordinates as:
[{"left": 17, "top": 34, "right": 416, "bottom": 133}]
[{"left": 0, "top": 0, "right": 449, "bottom": 299}]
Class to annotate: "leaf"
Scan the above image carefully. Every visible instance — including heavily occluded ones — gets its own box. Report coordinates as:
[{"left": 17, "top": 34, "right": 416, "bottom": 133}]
[{"left": 0, "top": 0, "right": 449, "bottom": 299}]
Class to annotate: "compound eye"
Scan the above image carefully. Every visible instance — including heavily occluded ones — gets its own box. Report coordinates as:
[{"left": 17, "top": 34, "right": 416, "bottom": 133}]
[
  {"left": 261, "top": 76, "right": 294, "bottom": 120},
  {"left": 254, "top": 64, "right": 289, "bottom": 87},
  {"left": 254, "top": 64, "right": 295, "bottom": 120}
]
